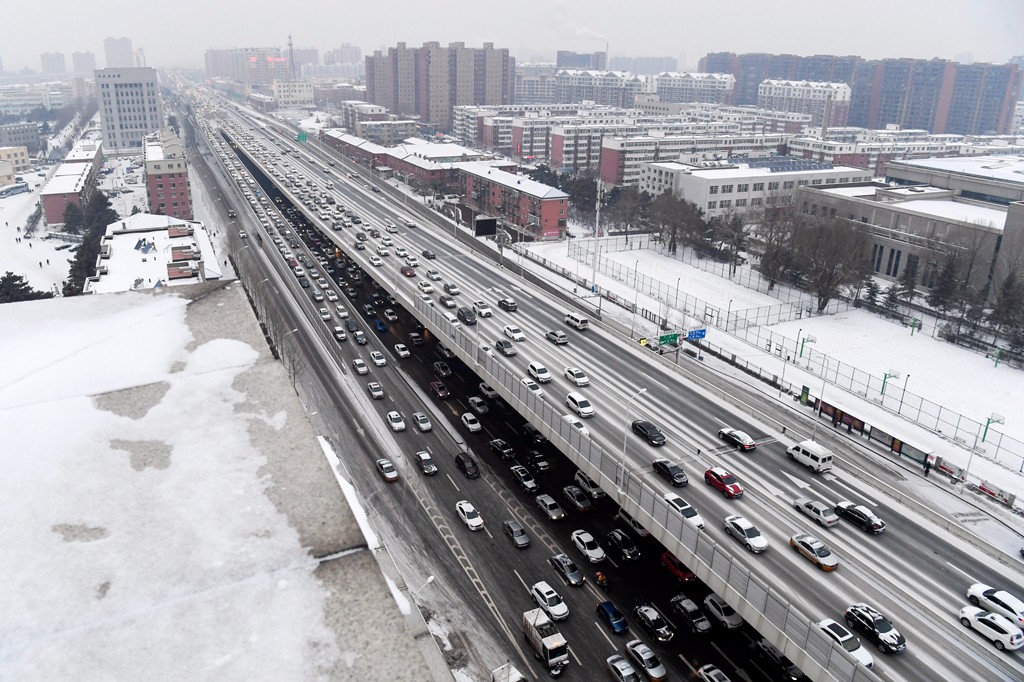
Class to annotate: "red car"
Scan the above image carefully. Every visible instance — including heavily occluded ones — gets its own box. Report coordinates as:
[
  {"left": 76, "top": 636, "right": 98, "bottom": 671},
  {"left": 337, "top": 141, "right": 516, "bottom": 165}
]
[
  {"left": 430, "top": 380, "right": 450, "bottom": 399},
  {"left": 661, "top": 551, "right": 696, "bottom": 582},
  {"left": 401, "top": 265, "right": 416, "bottom": 277},
  {"left": 704, "top": 466, "right": 744, "bottom": 498}
]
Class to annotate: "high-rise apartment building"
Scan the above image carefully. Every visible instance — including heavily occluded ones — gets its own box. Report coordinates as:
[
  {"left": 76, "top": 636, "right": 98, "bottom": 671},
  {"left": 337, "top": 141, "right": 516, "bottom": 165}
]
[
  {"left": 365, "top": 42, "right": 514, "bottom": 131},
  {"left": 325, "top": 44, "right": 362, "bottom": 65},
  {"left": 133, "top": 48, "right": 147, "bottom": 68},
  {"left": 96, "top": 67, "right": 164, "bottom": 153},
  {"left": 609, "top": 56, "right": 679, "bottom": 74},
  {"left": 204, "top": 48, "right": 291, "bottom": 86},
  {"left": 553, "top": 70, "right": 644, "bottom": 108},
  {"left": 556, "top": 51, "right": 607, "bottom": 70},
  {"left": 72, "top": 52, "right": 97, "bottom": 76},
  {"left": 41, "top": 52, "right": 67, "bottom": 75},
  {"left": 104, "top": 37, "right": 134, "bottom": 68},
  {"left": 700, "top": 52, "right": 1021, "bottom": 135},
  {"left": 757, "top": 80, "right": 851, "bottom": 127},
  {"left": 650, "top": 72, "right": 735, "bottom": 105},
  {"left": 289, "top": 47, "right": 319, "bottom": 68}
]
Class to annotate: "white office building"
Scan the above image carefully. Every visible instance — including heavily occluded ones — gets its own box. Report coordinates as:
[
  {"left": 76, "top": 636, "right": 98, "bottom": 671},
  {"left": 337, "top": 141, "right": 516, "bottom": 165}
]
[{"left": 96, "top": 68, "right": 164, "bottom": 153}]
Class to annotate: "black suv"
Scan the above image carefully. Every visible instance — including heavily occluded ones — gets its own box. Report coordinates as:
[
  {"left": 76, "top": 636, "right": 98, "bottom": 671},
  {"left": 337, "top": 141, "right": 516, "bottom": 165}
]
[
  {"left": 498, "top": 297, "right": 518, "bottom": 312},
  {"left": 752, "top": 638, "right": 803, "bottom": 680},
  {"left": 845, "top": 603, "right": 906, "bottom": 654},
  {"left": 606, "top": 529, "right": 640, "bottom": 561},
  {"left": 632, "top": 420, "right": 666, "bottom": 446},
  {"left": 653, "top": 459, "right": 688, "bottom": 487},
  {"left": 455, "top": 453, "right": 480, "bottom": 479},
  {"left": 525, "top": 450, "right": 550, "bottom": 473},
  {"left": 457, "top": 307, "right": 477, "bottom": 325},
  {"left": 488, "top": 439, "right": 515, "bottom": 460},
  {"left": 523, "top": 423, "right": 548, "bottom": 445}
]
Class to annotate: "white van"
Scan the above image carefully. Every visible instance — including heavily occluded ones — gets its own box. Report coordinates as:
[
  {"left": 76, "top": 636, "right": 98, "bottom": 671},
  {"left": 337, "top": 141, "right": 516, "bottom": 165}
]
[
  {"left": 786, "top": 440, "right": 834, "bottom": 473},
  {"left": 442, "top": 311, "right": 461, "bottom": 327},
  {"left": 565, "top": 312, "right": 590, "bottom": 330}
]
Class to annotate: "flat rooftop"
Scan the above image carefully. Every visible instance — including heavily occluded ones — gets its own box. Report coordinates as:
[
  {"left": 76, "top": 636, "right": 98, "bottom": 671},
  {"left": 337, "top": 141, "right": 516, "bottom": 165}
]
[
  {"left": 457, "top": 161, "right": 569, "bottom": 199},
  {"left": 893, "top": 155, "right": 1024, "bottom": 185},
  {"left": 896, "top": 198, "right": 1006, "bottom": 227}
]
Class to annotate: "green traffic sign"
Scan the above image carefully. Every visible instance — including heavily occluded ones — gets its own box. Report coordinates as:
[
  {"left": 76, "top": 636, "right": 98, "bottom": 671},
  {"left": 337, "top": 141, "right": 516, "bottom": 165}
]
[
  {"left": 659, "top": 333, "right": 679, "bottom": 346},
  {"left": 296, "top": 132, "right": 307, "bottom": 142}
]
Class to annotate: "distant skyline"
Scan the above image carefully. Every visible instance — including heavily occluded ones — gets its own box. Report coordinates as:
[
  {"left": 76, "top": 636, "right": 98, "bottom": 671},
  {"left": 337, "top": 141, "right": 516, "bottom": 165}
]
[{"left": 4, "top": 0, "right": 1023, "bottom": 73}]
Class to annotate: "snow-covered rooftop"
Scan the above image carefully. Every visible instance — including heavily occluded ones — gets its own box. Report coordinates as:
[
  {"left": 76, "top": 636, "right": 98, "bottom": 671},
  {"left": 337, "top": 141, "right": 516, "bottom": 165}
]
[
  {"left": 457, "top": 161, "right": 569, "bottom": 199},
  {"left": 894, "top": 155, "right": 1024, "bottom": 185},
  {"left": 820, "top": 185, "right": 883, "bottom": 197},
  {"left": 40, "top": 163, "right": 92, "bottom": 195},
  {"left": 895, "top": 199, "right": 1006, "bottom": 227}
]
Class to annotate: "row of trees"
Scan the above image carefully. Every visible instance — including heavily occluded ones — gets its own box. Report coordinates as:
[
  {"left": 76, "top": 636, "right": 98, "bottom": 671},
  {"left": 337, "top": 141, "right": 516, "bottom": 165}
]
[{"left": 63, "top": 193, "right": 120, "bottom": 297}]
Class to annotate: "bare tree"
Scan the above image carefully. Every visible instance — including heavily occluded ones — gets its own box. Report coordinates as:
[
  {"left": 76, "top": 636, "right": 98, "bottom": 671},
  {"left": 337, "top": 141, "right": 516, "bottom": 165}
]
[
  {"left": 605, "top": 185, "right": 648, "bottom": 243},
  {"left": 791, "top": 216, "right": 871, "bottom": 313},
  {"left": 748, "top": 201, "right": 796, "bottom": 292}
]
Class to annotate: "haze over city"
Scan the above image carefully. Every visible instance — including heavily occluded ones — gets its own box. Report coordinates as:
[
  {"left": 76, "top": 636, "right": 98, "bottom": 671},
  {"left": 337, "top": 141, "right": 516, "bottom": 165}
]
[{"left": 4, "top": 0, "right": 1024, "bottom": 71}]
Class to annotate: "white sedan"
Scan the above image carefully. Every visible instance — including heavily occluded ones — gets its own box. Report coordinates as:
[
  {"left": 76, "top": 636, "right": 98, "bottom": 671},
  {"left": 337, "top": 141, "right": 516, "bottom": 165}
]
[
  {"left": 386, "top": 411, "right": 406, "bottom": 432},
  {"left": 564, "top": 367, "right": 590, "bottom": 387},
  {"left": 369, "top": 255, "right": 383, "bottom": 267},
  {"left": 370, "top": 351, "right": 387, "bottom": 367},
  {"left": 461, "top": 413, "right": 482, "bottom": 432},
  {"left": 417, "top": 281, "right": 434, "bottom": 294},
  {"left": 394, "top": 343, "right": 411, "bottom": 358},
  {"left": 960, "top": 606, "right": 1024, "bottom": 650},
  {"left": 456, "top": 500, "right": 484, "bottom": 531},
  {"left": 520, "top": 377, "right": 544, "bottom": 397},
  {"left": 967, "top": 583, "right": 1024, "bottom": 628},
  {"left": 724, "top": 514, "right": 769, "bottom": 553},
  {"left": 570, "top": 530, "right": 606, "bottom": 563},
  {"left": 664, "top": 493, "right": 705, "bottom": 530},
  {"left": 503, "top": 325, "right": 526, "bottom": 341}
]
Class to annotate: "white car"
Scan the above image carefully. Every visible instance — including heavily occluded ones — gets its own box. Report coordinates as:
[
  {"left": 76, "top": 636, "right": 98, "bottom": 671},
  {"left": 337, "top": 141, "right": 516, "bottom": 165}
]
[
  {"left": 412, "top": 412, "right": 432, "bottom": 432},
  {"left": 370, "top": 351, "right": 387, "bottom": 367},
  {"left": 530, "top": 581, "right": 568, "bottom": 621},
  {"left": 417, "top": 281, "right": 434, "bottom": 294},
  {"left": 527, "top": 361, "right": 552, "bottom": 383},
  {"left": 570, "top": 530, "right": 606, "bottom": 563},
  {"left": 624, "top": 639, "right": 667, "bottom": 681},
  {"left": 959, "top": 606, "right": 1024, "bottom": 651},
  {"left": 468, "top": 396, "right": 489, "bottom": 414},
  {"left": 473, "top": 300, "right": 492, "bottom": 317},
  {"left": 503, "top": 325, "right": 526, "bottom": 341},
  {"left": 704, "top": 593, "right": 743, "bottom": 629},
  {"left": 479, "top": 383, "right": 499, "bottom": 399},
  {"left": 394, "top": 343, "right": 411, "bottom": 358},
  {"left": 664, "top": 493, "right": 705, "bottom": 529},
  {"left": 818, "top": 619, "right": 874, "bottom": 668},
  {"left": 697, "top": 664, "right": 731, "bottom": 682},
  {"left": 386, "top": 411, "right": 406, "bottom": 432},
  {"left": 520, "top": 377, "right": 544, "bottom": 397},
  {"left": 369, "top": 255, "right": 383, "bottom": 267},
  {"left": 417, "top": 293, "right": 434, "bottom": 306},
  {"left": 606, "top": 654, "right": 639, "bottom": 682},
  {"left": 426, "top": 269, "right": 442, "bottom": 281},
  {"left": 562, "top": 414, "right": 590, "bottom": 438},
  {"left": 564, "top": 367, "right": 590, "bottom": 387},
  {"left": 794, "top": 497, "right": 840, "bottom": 527},
  {"left": 478, "top": 343, "right": 495, "bottom": 358},
  {"left": 335, "top": 306, "right": 349, "bottom": 319},
  {"left": 394, "top": 246, "right": 408, "bottom": 257},
  {"left": 967, "top": 584, "right": 1024, "bottom": 628},
  {"left": 461, "top": 413, "right": 482, "bottom": 432},
  {"left": 352, "top": 358, "right": 369, "bottom": 375},
  {"left": 456, "top": 500, "right": 484, "bottom": 531},
  {"left": 405, "top": 256, "right": 420, "bottom": 267},
  {"left": 724, "top": 514, "right": 769, "bottom": 553},
  {"left": 318, "top": 307, "right": 331, "bottom": 320},
  {"left": 325, "top": 290, "right": 339, "bottom": 302}
]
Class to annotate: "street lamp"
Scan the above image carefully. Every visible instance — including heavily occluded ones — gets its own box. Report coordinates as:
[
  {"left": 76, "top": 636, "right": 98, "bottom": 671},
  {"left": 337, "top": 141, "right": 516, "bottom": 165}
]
[
  {"left": 411, "top": 574, "right": 435, "bottom": 595},
  {"left": 963, "top": 413, "right": 1006, "bottom": 492},
  {"left": 621, "top": 388, "right": 648, "bottom": 461},
  {"left": 880, "top": 369, "right": 900, "bottom": 397}
]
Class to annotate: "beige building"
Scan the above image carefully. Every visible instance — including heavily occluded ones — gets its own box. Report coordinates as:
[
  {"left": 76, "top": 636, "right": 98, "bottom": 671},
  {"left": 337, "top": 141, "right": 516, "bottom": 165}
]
[
  {"left": 271, "top": 80, "right": 314, "bottom": 109},
  {"left": 0, "top": 145, "right": 31, "bottom": 172},
  {"left": 0, "top": 160, "right": 14, "bottom": 186}
]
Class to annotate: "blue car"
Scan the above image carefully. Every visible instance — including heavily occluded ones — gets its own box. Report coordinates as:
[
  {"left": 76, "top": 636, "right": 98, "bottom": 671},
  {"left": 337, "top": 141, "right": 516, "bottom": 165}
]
[
  {"left": 374, "top": 319, "right": 388, "bottom": 333},
  {"left": 596, "top": 601, "right": 629, "bottom": 635}
]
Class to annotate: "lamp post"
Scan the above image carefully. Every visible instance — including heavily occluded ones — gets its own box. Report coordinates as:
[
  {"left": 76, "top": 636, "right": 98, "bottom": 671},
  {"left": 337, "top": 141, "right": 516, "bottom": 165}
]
[
  {"left": 800, "top": 333, "right": 816, "bottom": 358},
  {"left": 881, "top": 369, "right": 900, "bottom": 398},
  {"left": 898, "top": 374, "right": 910, "bottom": 414},
  {"left": 962, "top": 413, "right": 1005, "bottom": 492},
  {"left": 629, "top": 289, "right": 640, "bottom": 340},
  {"left": 411, "top": 574, "right": 435, "bottom": 595},
  {"left": 675, "top": 277, "right": 681, "bottom": 308},
  {"left": 621, "top": 388, "right": 648, "bottom": 461}
]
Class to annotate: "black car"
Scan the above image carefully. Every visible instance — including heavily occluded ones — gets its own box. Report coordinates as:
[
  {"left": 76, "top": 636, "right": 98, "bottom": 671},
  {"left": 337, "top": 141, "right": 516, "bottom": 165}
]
[
  {"left": 549, "top": 553, "right": 585, "bottom": 586},
  {"left": 606, "top": 529, "right": 640, "bottom": 561},
  {"left": 634, "top": 604, "right": 674, "bottom": 643},
  {"left": 362, "top": 303, "right": 376, "bottom": 317},
  {"left": 844, "top": 603, "right": 907, "bottom": 654},
  {"left": 632, "top": 420, "right": 666, "bottom": 446},
  {"left": 510, "top": 465, "right": 539, "bottom": 493},
  {"left": 495, "top": 339, "right": 517, "bottom": 356},
  {"left": 497, "top": 297, "right": 518, "bottom": 312},
  {"left": 489, "top": 439, "right": 515, "bottom": 460},
  {"left": 669, "top": 595, "right": 712, "bottom": 634},
  {"left": 503, "top": 519, "right": 530, "bottom": 549},
  {"left": 455, "top": 453, "right": 480, "bottom": 479},
  {"left": 433, "top": 361, "right": 452, "bottom": 378},
  {"left": 353, "top": 330, "right": 368, "bottom": 345},
  {"left": 523, "top": 423, "right": 548, "bottom": 445},
  {"left": 298, "top": 277, "right": 311, "bottom": 288},
  {"left": 422, "top": 249, "right": 436, "bottom": 259},
  {"left": 345, "top": 319, "right": 359, "bottom": 332},
  {"left": 752, "top": 638, "right": 803, "bottom": 681},
  {"left": 525, "top": 449, "right": 550, "bottom": 472},
  {"left": 834, "top": 500, "right": 886, "bottom": 534},
  {"left": 653, "top": 459, "right": 688, "bottom": 487},
  {"left": 562, "top": 485, "right": 592, "bottom": 512}
]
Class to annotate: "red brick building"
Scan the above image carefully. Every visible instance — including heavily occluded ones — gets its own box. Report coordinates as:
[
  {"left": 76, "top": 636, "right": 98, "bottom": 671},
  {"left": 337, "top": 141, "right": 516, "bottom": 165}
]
[
  {"left": 458, "top": 162, "right": 568, "bottom": 239},
  {"left": 144, "top": 128, "right": 192, "bottom": 220},
  {"left": 41, "top": 162, "right": 98, "bottom": 225}
]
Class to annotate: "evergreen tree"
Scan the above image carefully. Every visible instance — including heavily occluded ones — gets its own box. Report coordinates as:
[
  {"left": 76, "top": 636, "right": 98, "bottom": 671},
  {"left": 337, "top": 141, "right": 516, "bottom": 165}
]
[
  {"left": 926, "top": 257, "right": 959, "bottom": 313},
  {"left": 864, "top": 279, "right": 880, "bottom": 306},
  {"left": 882, "top": 284, "right": 901, "bottom": 311},
  {"left": 0, "top": 272, "right": 54, "bottom": 304},
  {"left": 898, "top": 257, "right": 918, "bottom": 303},
  {"left": 63, "top": 203, "right": 84, "bottom": 235},
  {"left": 988, "top": 271, "right": 1024, "bottom": 334}
]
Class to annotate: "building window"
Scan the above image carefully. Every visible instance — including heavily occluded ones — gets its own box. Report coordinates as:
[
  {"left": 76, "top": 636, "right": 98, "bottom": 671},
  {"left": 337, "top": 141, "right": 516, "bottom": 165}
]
[
  {"left": 736, "top": 199, "right": 747, "bottom": 207},
  {"left": 708, "top": 185, "right": 718, "bottom": 195},
  {"left": 707, "top": 201, "right": 717, "bottom": 209},
  {"left": 782, "top": 180, "right": 795, "bottom": 189},
  {"left": 798, "top": 180, "right": 808, "bottom": 186},
  {"left": 721, "top": 184, "right": 733, "bottom": 194},
  {"left": 720, "top": 200, "right": 732, "bottom": 209},
  {"left": 751, "top": 197, "right": 763, "bottom": 206},
  {"left": 737, "top": 183, "right": 749, "bottom": 193}
]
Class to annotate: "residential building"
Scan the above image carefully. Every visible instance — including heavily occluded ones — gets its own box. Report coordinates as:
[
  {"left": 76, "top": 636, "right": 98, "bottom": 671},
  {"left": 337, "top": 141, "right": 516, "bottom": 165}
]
[
  {"left": 325, "top": 44, "right": 362, "bottom": 65},
  {"left": 700, "top": 52, "right": 1021, "bottom": 135},
  {"left": 84, "top": 213, "right": 222, "bottom": 294},
  {"left": 64, "top": 139, "right": 103, "bottom": 167},
  {"left": 0, "top": 146, "right": 30, "bottom": 172},
  {"left": 355, "top": 120, "right": 418, "bottom": 146},
  {"left": 144, "top": 128, "right": 192, "bottom": 220},
  {"left": 0, "top": 161, "right": 14, "bottom": 186},
  {"left": 271, "top": 80, "right": 314, "bottom": 109},
  {"left": 609, "top": 56, "right": 679, "bottom": 75},
  {"left": 554, "top": 70, "right": 644, "bottom": 108},
  {"left": 72, "top": 52, "right": 97, "bottom": 76},
  {"left": 0, "top": 122, "right": 42, "bottom": 151},
  {"left": 600, "top": 132, "right": 788, "bottom": 186},
  {"left": 289, "top": 47, "right": 319, "bottom": 68},
  {"left": 365, "top": 42, "right": 515, "bottom": 130},
  {"left": 302, "top": 63, "right": 363, "bottom": 79},
  {"left": 133, "top": 49, "right": 146, "bottom": 68},
  {"left": 41, "top": 162, "right": 98, "bottom": 225},
  {"left": 0, "top": 85, "right": 68, "bottom": 116},
  {"left": 104, "top": 37, "right": 134, "bottom": 68},
  {"left": 556, "top": 51, "right": 607, "bottom": 70},
  {"left": 454, "top": 102, "right": 583, "bottom": 147},
  {"left": 459, "top": 161, "right": 569, "bottom": 239},
  {"left": 1013, "top": 101, "right": 1024, "bottom": 136},
  {"left": 650, "top": 72, "right": 735, "bottom": 104},
  {"left": 96, "top": 67, "right": 164, "bottom": 153},
  {"left": 1011, "top": 56, "right": 1024, "bottom": 99},
  {"left": 757, "top": 80, "right": 851, "bottom": 127},
  {"left": 639, "top": 156, "right": 869, "bottom": 219},
  {"left": 336, "top": 100, "right": 387, "bottom": 130},
  {"left": 40, "top": 52, "right": 66, "bottom": 75},
  {"left": 204, "top": 48, "right": 291, "bottom": 86},
  {"left": 681, "top": 102, "right": 811, "bottom": 134},
  {"left": 313, "top": 83, "right": 365, "bottom": 106},
  {"left": 515, "top": 64, "right": 558, "bottom": 105}
]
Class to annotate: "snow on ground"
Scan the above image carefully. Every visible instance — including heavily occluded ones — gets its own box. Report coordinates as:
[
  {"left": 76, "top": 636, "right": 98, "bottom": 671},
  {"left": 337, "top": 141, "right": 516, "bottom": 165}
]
[
  {"left": 523, "top": 236, "right": 1024, "bottom": 505},
  {"left": 0, "top": 291, "right": 341, "bottom": 679}
]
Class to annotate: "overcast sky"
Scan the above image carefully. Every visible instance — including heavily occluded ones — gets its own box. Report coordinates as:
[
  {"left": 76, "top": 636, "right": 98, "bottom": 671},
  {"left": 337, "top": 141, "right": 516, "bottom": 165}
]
[{"left": 5, "top": 0, "right": 1023, "bottom": 72}]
